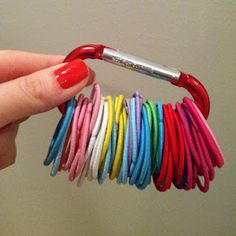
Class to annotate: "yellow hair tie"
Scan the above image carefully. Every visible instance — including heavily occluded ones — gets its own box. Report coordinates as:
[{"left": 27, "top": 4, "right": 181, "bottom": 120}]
[
  {"left": 99, "top": 96, "right": 113, "bottom": 169},
  {"left": 115, "top": 106, "right": 127, "bottom": 178},
  {"left": 115, "top": 95, "right": 124, "bottom": 125},
  {"left": 109, "top": 96, "right": 125, "bottom": 179}
]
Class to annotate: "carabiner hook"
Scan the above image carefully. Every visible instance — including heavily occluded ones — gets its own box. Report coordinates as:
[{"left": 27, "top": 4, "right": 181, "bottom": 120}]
[{"left": 60, "top": 44, "right": 210, "bottom": 119}]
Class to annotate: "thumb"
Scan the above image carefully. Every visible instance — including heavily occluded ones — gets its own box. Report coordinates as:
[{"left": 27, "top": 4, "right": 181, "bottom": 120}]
[{"left": 0, "top": 59, "right": 93, "bottom": 128}]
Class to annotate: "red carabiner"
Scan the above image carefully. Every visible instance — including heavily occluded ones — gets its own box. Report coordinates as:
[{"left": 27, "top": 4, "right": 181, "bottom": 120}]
[
  {"left": 58, "top": 44, "right": 210, "bottom": 119},
  {"left": 172, "top": 72, "right": 210, "bottom": 119}
]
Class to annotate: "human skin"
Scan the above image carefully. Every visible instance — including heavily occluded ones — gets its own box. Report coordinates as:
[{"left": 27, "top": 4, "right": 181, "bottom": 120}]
[{"left": 0, "top": 50, "right": 95, "bottom": 170}]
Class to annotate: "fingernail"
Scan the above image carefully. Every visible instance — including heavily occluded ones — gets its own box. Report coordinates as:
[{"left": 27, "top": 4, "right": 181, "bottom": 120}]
[{"left": 55, "top": 59, "right": 88, "bottom": 89}]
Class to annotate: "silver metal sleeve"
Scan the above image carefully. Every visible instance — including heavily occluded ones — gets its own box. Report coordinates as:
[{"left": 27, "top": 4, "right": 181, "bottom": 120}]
[{"left": 102, "top": 48, "right": 180, "bottom": 82}]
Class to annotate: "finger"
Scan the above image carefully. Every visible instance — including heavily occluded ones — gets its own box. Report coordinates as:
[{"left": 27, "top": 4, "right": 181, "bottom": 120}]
[
  {"left": 0, "top": 50, "right": 64, "bottom": 83},
  {"left": 87, "top": 67, "right": 96, "bottom": 86},
  {"left": 0, "top": 124, "right": 18, "bottom": 170},
  {"left": 0, "top": 59, "right": 95, "bottom": 128}
]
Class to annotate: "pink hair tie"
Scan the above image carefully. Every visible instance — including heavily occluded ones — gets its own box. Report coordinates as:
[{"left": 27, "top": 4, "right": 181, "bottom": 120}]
[
  {"left": 67, "top": 84, "right": 101, "bottom": 181},
  {"left": 62, "top": 94, "right": 84, "bottom": 170},
  {"left": 77, "top": 97, "right": 104, "bottom": 185},
  {"left": 68, "top": 98, "right": 89, "bottom": 181},
  {"left": 177, "top": 103, "right": 203, "bottom": 175},
  {"left": 75, "top": 101, "right": 93, "bottom": 178},
  {"left": 183, "top": 98, "right": 224, "bottom": 168},
  {"left": 89, "top": 83, "right": 101, "bottom": 135},
  {"left": 190, "top": 122, "right": 210, "bottom": 192},
  {"left": 178, "top": 102, "right": 209, "bottom": 190},
  {"left": 182, "top": 104, "right": 210, "bottom": 192},
  {"left": 198, "top": 133, "right": 215, "bottom": 181}
]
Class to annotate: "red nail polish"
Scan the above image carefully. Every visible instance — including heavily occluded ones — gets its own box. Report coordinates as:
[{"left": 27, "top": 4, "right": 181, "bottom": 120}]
[{"left": 55, "top": 59, "right": 88, "bottom": 89}]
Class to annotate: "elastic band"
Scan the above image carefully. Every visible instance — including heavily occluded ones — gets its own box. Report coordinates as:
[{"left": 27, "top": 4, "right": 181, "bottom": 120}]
[
  {"left": 136, "top": 105, "right": 150, "bottom": 184},
  {"left": 89, "top": 100, "right": 109, "bottom": 180},
  {"left": 126, "top": 99, "right": 132, "bottom": 172},
  {"left": 77, "top": 97, "right": 105, "bottom": 185},
  {"left": 44, "top": 99, "right": 74, "bottom": 166},
  {"left": 183, "top": 98, "right": 224, "bottom": 168},
  {"left": 166, "top": 104, "right": 179, "bottom": 182},
  {"left": 189, "top": 117, "right": 210, "bottom": 192},
  {"left": 156, "top": 102, "right": 164, "bottom": 174},
  {"left": 153, "top": 105, "right": 173, "bottom": 192},
  {"left": 68, "top": 98, "right": 89, "bottom": 180},
  {"left": 129, "top": 97, "right": 138, "bottom": 176},
  {"left": 129, "top": 114, "right": 145, "bottom": 185},
  {"left": 197, "top": 129, "right": 215, "bottom": 181},
  {"left": 117, "top": 117, "right": 129, "bottom": 184},
  {"left": 182, "top": 102, "right": 214, "bottom": 192},
  {"left": 99, "top": 96, "right": 114, "bottom": 168},
  {"left": 134, "top": 92, "right": 143, "bottom": 146},
  {"left": 89, "top": 84, "right": 101, "bottom": 134},
  {"left": 177, "top": 103, "right": 203, "bottom": 175},
  {"left": 44, "top": 98, "right": 76, "bottom": 176},
  {"left": 110, "top": 102, "right": 125, "bottom": 180},
  {"left": 109, "top": 119, "right": 117, "bottom": 173},
  {"left": 147, "top": 100, "right": 158, "bottom": 173},
  {"left": 117, "top": 106, "right": 128, "bottom": 184},
  {"left": 98, "top": 97, "right": 115, "bottom": 183},
  {"left": 44, "top": 81, "right": 223, "bottom": 193},
  {"left": 135, "top": 105, "right": 151, "bottom": 189},
  {"left": 63, "top": 95, "right": 85, "bottom": 170},
  {"left": 159, "top": 105, "right": 173, "bottom": 191},
  {"left": 75, "top": 102, "right": 93, "bottom": 177},
  {"left": 115, "top": 95, "right": 124, "bottom": 124},
  {"left": 58, "top": 123, "right": 72, "bottom": 171},
  {"left": 98, "top": 139, "right": 112, "bottom": 184},
  {"left": 172, "top": 107, "right": 185, "bottom": 185},
  {"left": 176, "top": 103, "right": 193, "bottom": 190}
]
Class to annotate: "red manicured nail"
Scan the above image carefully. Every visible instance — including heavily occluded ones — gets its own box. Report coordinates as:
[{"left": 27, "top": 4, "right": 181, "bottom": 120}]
[{"left": 55, "top": 59, "right": 88, "bottom": 89}]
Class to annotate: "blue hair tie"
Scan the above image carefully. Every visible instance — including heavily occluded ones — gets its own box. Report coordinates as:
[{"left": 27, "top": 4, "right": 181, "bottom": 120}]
[
  {"left": 129, "top": 118, "right": 145, "bottom": 185},
  {"left": 99, "top": 101, "right": 117, "bottom": 183},
  {"left": 135, "top": 105, "right": 151, "bottom": 189},
  {"left": 98, "top": 139, "right": 112, "bottom": 184},
  {"left": 44, "top": 98, "right": 76, "bottom": 176},
  {"left": 129, "top": 98, "right": 138, "bottom": 176},
  {"left": 117, "top": 118, "right": 129, "bottom": 184},
  {"left": 156, "top": 101, "right": 164, "bottom": 174},
  {"left": 108, "top": 120, "right": 117, "bottom": 173}
]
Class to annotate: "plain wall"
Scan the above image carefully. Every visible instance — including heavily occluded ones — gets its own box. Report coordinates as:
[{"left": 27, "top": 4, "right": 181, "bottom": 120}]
[{"left": 0, "top": 1, "right": 235, "bottom": 235}]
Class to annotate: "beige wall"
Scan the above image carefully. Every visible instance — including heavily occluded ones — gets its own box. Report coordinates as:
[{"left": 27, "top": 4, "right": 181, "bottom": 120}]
[{"left": 0, "top": 1, "right": 235, "bottom": 235}]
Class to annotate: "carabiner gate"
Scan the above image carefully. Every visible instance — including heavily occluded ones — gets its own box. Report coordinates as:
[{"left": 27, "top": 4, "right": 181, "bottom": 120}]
[{"left": 61, "top": 44, "right": 210, "bottom": 119}]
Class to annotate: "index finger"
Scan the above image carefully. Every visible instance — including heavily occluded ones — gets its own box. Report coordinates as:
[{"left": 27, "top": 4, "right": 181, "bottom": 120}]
[{"left": 0, "top": 50, "right": 64, "bottom": 83}]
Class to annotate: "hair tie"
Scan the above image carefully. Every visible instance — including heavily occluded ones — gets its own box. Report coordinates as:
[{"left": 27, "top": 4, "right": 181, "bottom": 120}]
[
  {"left": 175, "top": 103, "right": 194, "bottom": 190},
  {"left": 128, "top": 97, "right": 138, "bottom": 176},
  {"left": 77, "top": 97, "right": 105, "bottom": 185},
  {"left": 117, "top": 105, "right": 129, "bottom": 184},
  {"left": 156, "top": 102, "right": 164, "bottom": 174},
  {"left": 44, "top": 98, "right": 76, "bottom": 176},
  {"left": 172, "top": 107, "right": 185, "bottom": 185},
  {"left": 89, "top": 99, "right": 108, "bottom": 180},
  {"left": 98, "top": 97, "right": 114, "bottom": 183},
  {"left": 109, "top": 96, "right": 125, "bottom": 180},
  {"left": 135, "top": 105, "right": 151, "bottom": 189}
]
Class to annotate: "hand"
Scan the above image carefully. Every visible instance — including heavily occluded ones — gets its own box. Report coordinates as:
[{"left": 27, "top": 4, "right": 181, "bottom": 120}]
[{"left": 0, "top": 50, "right": 95, "bottom": 170}]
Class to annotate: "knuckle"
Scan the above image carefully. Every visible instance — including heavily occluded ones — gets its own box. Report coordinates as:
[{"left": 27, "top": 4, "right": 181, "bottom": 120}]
[
  {"left": 18, "top": 75, "right": 49, "bottom": 113},
  {"left": 8, "top": 153, "right": 16, "bottom": 166},
  {"left": 0, "top": 148, "right": 16, "bottom": 170}
]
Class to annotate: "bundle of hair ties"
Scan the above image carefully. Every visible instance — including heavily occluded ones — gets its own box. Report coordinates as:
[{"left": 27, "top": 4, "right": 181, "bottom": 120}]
[{"left": 43, "top": 44, "right": 224, "bottom": 192}]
